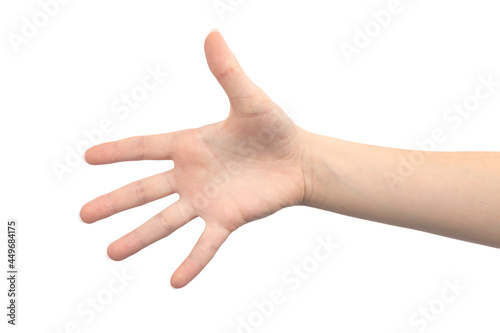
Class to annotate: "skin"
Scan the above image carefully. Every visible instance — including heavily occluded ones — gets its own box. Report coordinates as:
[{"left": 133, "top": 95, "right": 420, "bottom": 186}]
[{"left": 80, "top": 30, "right": 500, "bottom": 288}]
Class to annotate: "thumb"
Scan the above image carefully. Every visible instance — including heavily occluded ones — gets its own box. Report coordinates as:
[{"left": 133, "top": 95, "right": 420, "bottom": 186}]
[{"left": 204, "top": 30, "right": 263, "bottom": 105}]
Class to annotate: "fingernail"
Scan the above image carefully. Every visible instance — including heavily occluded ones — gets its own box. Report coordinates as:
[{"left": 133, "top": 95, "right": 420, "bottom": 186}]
[
  {"left": 106, "top": 252, "right": 112, "bottom": 261},
  {"left": 78, "top": 212, "right": 86, "bottom": 224},
  {"left": 210, "top": 28, "right": 219, "bottom": 33}
]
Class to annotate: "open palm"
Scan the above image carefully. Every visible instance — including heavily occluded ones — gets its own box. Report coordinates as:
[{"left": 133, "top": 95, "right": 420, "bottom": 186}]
[{"left": 80, "top": 30, "right": 308, "bottom": 288}]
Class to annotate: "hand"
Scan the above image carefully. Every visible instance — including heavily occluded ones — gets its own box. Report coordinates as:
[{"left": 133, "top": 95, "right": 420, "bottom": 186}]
[{"left": 80, "top": 30, "right": 310, "bottom": 288}]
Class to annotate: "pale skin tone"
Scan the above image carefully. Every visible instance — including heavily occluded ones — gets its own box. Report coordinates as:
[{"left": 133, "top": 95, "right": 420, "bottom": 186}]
[{"left": 80, "top": 30, "right": 500, "bottom": 288}]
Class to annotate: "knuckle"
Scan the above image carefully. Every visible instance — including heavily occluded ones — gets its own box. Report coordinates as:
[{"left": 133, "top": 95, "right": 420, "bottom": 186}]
[
  {"left": 134, "top": 180, "right": 148, "bottom": 205},
  {"left": 156, "top": 211, "right": 172, "bottom": 235}
]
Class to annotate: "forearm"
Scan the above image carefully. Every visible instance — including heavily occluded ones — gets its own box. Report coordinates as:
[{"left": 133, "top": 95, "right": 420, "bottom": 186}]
[{"left": 301, "top": 130, "right": 500, "bottom": 248}]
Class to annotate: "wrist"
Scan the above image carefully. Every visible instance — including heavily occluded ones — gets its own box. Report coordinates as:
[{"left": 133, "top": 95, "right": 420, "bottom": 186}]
[
  {"left": 298, "top": 129, "right": 326, "bottom": 208},
  {"left": 298, "top": 129, "right": 343, "bottom": 210}
]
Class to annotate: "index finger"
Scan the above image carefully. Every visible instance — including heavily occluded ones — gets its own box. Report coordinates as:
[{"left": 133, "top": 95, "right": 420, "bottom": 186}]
[{"left": 85, "top": 132, "right": 177, "bottom": 165}]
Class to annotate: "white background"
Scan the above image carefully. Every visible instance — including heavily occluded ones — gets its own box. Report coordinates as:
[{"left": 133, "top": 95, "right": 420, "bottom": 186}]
[{"left": 1, "top": 0, "right": 499, "bottom": 332}]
